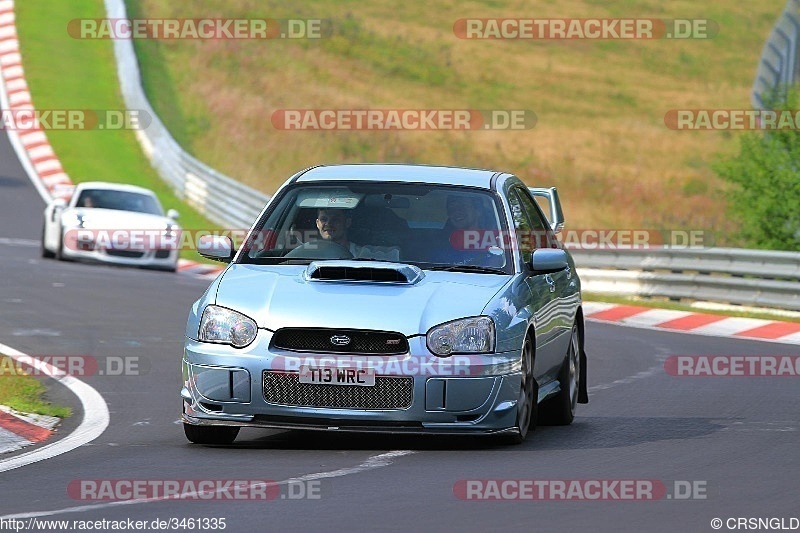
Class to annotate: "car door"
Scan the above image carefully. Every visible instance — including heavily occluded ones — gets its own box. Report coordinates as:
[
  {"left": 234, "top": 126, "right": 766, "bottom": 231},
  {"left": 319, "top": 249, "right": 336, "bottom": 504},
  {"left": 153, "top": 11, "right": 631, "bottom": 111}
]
[
  {"left": 506, "top": 187, "right": 563, "bottom": 383},
  {"left": 514, "top": 187, "right": 573, "bottom": 357}
]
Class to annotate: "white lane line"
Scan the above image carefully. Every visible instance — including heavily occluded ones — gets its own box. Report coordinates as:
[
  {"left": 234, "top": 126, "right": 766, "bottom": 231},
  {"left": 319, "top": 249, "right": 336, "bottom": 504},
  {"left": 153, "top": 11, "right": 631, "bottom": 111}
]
[
  {"left": 0, "top": 237, "right": 38, "bottom": 247},
  {"left": 0, "top": 450, "right": 417, "bottom": 519},
  {"left": 0, "top": 342, "right": 109, "bottom": 473},
  {"left": 588, "top": 363, "right": 665, "bottom": 393},
  {"left": 0, "top": 56, "right": 51, "bottom": 204}
]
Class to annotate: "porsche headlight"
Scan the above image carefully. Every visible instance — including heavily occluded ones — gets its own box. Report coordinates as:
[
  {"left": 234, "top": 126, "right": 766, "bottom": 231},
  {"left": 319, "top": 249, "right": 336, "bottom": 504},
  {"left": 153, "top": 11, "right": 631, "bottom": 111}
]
[
  {"left": 199, "top": 305, "right": 258, "bottom": 348},
  {"left": 427, "top": 316, "right": 495, "bottom": 357}
]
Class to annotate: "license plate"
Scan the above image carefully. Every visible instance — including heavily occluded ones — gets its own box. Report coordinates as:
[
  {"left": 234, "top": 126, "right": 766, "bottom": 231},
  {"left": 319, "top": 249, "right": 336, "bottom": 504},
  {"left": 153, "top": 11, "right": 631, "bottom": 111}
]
[{"left": 298, "top": 365, "right": 375, "bottom": 386}]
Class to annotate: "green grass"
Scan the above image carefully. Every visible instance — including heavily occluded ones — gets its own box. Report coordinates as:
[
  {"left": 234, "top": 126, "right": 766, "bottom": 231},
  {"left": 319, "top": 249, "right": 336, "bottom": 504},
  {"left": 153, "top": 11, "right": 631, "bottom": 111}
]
[
  {"left": 14, "top": 0, "right": 222, "bottom": 263},
  {"left": 0, "top": 356, "right": 71, "bottom": 418},
  {"left": 584, "top": 292, "right": 800, "bottom": 323}
]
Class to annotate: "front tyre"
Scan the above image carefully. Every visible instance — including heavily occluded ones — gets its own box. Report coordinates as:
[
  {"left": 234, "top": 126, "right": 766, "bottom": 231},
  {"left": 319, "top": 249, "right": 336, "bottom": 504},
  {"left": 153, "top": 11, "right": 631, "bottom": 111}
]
[
  {"left": 41, "top": 225, "right": 55, "bottom": 259},
  {"left": 183, "top": 423, "right": 240, "bottom": 445},
  {"left": 540, "top": 322, "right": 580, "bottom": 425},
  {"left": 505, "top": 335, "right": 537, "bottom": 444},
  {"left": 55, "top": 227, "right": 66, "bottom": 261}
]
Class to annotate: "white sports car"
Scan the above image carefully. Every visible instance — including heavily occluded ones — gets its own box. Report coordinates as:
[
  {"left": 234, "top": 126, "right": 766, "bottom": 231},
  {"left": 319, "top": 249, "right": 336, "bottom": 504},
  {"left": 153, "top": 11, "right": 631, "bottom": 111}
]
[{"left": 41, "top": 182, "right": 181, "bottom": 272}]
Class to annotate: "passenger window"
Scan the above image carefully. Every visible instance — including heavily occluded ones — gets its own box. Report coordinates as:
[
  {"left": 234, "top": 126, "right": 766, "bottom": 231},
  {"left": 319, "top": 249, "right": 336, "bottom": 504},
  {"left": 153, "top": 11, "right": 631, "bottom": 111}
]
[
  {"left": 508, "top": 188, "right": 553, "bottom": 263},
  {"left": 507, "top": 190, "right": 534, "bottom": 263}
]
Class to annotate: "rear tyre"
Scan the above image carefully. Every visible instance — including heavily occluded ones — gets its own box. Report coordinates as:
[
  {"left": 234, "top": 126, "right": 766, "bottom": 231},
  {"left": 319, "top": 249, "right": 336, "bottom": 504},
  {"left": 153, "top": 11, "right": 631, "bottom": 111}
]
[
  {"left": 540, "top": 323, "right": 580, "bottom": 426},
  {"left": 504, "top": 335, "right": 537, "bottom": 444},
  {"left": 183, "top": 423, "right": 240, "bottom": 445}
]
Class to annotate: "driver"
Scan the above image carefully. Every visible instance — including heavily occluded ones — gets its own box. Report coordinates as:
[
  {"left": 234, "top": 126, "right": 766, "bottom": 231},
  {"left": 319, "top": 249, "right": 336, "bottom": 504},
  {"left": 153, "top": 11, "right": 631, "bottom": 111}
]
[{"left": 316, "top": 208, "right": 400, "bottom": 261}]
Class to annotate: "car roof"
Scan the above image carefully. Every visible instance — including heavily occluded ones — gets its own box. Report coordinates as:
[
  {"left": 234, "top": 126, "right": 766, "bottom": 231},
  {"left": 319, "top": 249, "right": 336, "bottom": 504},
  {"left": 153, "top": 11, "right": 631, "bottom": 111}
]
[
  {"left": 74, "top": 181, "right": 157, "bottom": 196},
  {"left": 295, "top": 164, "right": 507, "bottom": 189}
]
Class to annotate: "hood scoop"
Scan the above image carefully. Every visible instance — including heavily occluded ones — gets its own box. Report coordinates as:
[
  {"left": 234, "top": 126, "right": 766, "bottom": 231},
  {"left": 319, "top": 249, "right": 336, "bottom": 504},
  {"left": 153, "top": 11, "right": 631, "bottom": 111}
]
[{"left": 305, "top": 261, "right": 424, "bottom": 284}]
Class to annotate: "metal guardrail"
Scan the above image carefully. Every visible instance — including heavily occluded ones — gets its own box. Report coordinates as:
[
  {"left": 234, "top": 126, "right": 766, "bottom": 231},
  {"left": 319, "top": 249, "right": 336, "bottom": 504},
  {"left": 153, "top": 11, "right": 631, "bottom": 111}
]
[
  {"left": 752, "top": 0, "right": 800, "bottom": 108},
  {"left": 572, "top": 248, "right": 800, "bottom": 311},
  {"left": 105, "top": 0, "right": 269, "bottom": 230}
]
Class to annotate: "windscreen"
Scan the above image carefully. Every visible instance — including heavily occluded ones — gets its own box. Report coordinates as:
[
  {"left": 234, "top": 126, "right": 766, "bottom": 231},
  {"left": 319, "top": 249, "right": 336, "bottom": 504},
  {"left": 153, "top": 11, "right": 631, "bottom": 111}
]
[
  {"left": 75, "top": 189, "right": 164, "bottom": 216},
  {"left": 239, "top": 182, "right": 511, "bottom": 272}
]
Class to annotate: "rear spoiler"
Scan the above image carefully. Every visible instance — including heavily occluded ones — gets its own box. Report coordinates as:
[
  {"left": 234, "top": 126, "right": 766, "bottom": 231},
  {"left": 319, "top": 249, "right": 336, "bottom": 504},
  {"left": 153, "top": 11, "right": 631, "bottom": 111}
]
[{"left": 528, "top": 187, "right": 565, "bottom": 234}]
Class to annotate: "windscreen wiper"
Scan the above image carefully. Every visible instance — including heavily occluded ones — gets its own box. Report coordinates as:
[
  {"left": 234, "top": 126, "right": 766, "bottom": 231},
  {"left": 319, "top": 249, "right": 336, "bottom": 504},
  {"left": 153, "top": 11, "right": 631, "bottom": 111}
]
[{"left": 425, "top": 264, "right": 506, "bottom": 274}]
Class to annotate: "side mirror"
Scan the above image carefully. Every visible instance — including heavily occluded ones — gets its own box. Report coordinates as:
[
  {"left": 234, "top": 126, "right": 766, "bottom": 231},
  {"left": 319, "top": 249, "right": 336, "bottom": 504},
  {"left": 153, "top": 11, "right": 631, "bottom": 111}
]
[
  {"left": 167, "top": 208, "right": 180, "bottom": 220},
  {"left": 197, "top": 235, "right": 234, "bottom": 263},
  {"left": 51, "top": 198, "right": 67, "bottom": 222},
  {"left": 530, "top": 248, "right": 568, "bottom": 275},
  {"left": 528, "top": 187, "right": 565, "bottom": 234}
]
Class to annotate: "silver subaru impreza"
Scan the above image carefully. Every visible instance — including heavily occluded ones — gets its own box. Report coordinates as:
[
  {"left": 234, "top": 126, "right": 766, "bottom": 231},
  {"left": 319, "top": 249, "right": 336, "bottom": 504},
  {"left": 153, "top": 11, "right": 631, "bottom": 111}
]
[{"left": 181, "top": 164, "right": 587, "bottom": 445}]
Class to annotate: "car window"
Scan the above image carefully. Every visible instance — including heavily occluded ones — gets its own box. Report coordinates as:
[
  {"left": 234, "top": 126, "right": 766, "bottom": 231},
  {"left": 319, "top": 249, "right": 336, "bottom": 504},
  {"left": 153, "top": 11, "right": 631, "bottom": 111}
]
[
  {"left": 507, "top": 189, "right": 535, "bottom": 264},
  {"left": 506, "top": 187, "right": 554, "bottom": 265},
  {"left": 241, "top": 183, "right": 511, "bottom": 272},
  {"left": 513, "top": 188, "right": 554, "bottom": 249},
  {"left": 76, "top": 190, "right": 163, "bottom": 216}
]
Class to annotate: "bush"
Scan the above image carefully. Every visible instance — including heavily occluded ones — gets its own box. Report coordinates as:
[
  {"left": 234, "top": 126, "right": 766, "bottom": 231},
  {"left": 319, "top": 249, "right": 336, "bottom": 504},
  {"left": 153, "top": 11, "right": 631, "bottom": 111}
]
[{"left": 714, "top": 89, "right": 800, "bottom": 250}]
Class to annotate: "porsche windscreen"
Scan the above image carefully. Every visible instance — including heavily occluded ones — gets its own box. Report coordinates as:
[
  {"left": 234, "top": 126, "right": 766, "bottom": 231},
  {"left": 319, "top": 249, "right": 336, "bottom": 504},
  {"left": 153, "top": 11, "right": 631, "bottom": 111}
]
[{"left": 75, "top": 189, "right": 164, "bottom": 215}]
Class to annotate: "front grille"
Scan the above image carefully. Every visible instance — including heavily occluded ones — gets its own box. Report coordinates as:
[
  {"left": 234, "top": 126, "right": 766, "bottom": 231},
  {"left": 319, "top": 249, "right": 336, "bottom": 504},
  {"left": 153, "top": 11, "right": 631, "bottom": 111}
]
[
  {"left": 271, "top": 328, "right": 408, "bottom": 354},
  {"left": 263, "top": 371, "right": 413, "bottom": 409},
  {"left": 106, "top": 249, "right": 144, "bottom": 259},
  {"left": 154, "top": 249, "right": 172, "bottom": 259}
]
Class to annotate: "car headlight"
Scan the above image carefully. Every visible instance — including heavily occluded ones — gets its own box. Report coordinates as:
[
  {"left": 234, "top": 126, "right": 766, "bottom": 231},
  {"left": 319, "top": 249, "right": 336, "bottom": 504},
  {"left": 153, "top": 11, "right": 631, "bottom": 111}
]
[
  {"left": 198, "top": 305, "right": 258, "bottom": 348},
  {"left": 427, "top": 316, "right": 495, "bottom": 357}
]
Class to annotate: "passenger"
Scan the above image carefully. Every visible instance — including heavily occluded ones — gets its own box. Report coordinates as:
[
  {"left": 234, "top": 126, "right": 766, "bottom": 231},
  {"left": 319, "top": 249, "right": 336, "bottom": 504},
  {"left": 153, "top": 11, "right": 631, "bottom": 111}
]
[
  {"left": 431, "top": 195, "right": 503, "bottom": 266},
  {"left": 316, "top": 208, "right": 400, "bottom": 261}
]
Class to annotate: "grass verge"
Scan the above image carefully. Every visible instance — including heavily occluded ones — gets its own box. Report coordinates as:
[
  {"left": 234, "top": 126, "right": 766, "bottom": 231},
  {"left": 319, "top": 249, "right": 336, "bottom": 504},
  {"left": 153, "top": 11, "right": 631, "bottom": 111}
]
[
  {"left": 0, "top": 356, "right": 71, "bottom": 418},
  {"left": 13, "top": 0, "right": 223, "bottom": 263}
]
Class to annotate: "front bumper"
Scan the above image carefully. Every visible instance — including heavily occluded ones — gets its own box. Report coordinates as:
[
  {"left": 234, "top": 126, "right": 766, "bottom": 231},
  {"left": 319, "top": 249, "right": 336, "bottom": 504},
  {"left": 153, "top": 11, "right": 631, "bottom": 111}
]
[
  {"left": 61, "top": 231, "right": 178, "bottom": 270},
  {"left": 181, "top": 332, "right": 524, "bottom": 435}
]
